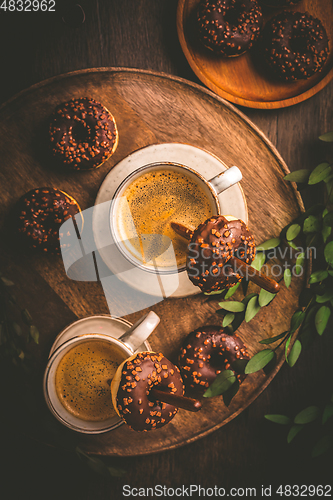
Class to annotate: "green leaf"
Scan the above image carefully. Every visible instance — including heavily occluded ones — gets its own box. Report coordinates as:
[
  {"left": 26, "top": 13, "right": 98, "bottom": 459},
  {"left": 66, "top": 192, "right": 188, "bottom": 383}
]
[
  {"left": 323, "top": 211, "right": 333, "bottom": 227},
  {"left": 232, "top": 359, "right": 248, "bottom": 374},
  {"left": 290, "top": 310, "right": 305, "bottom": 333},
  {"left": 11, "top": 322, "right": 22, "bottom": 336},
  {"left": 203, "top": 370, "right": 236, "bottom": 398},
  {"left": 322, "top": 403, "right": 333, "bottom": 425},
  {"left": 258, "top": 289, "right": 276, "bottom": 307},
  {"left": 256, "top": 238, "right": 280, "bottom": 251},
  {"left": 263, "top": 351, "right": 277, "bottom": 375},
  {"left": 295, "top": 252, "right": 305, "bottom": 275},
  {"left": 287, "top": 425, "right": 304, "bottom": 444},
  {"left": 227, "top": 311, "right": 245, "bottom": 334},
  {"left": 319, "top": 131, "right": 333, "bottom": 142},
  {"left": 284, "top": 170, "right": 310, "bottom": 183},
  {"left": 303, "top": 215, "right": 321, "bottom": 234},
  {"left": 245, "top": 295, "right": 261, "bottom": 322},
  {"left": 284, "top": 268, "right": 292, "bottom": 288},
  {"left": 287, "top": 340, "right": 302, "bottom": 367},
  {"left": 315, "top": 306, "right": 331, "bottom": 335},
  {"left": 260, "top": 331, "right": 288, "bottom": 345},
  {"left": 1, "top": 277, "right": 15, "bottom": 286},
  {"left": 222, "top": 312, "right": 235, "bottom": 327},
  {"left": 285, "top": 334, "right": 292, "bottom": 361},
  {"left": 301, "top": 303, "right": 319, "bottom": 328},
  {"left": 286, "top": 224, "right": 301, "bottom": 241},
  {"left": 264, "top": 414, "right": 291, "bottom": 425},
  {"left": 224, "top": 281, "right": 240, "bottom": 298},
  {"left": 308, "top": 162, "right": 332, "bottom": 185},
  {"left": 204, "top": 289, "right": 224, "bottom": 296},
  {"left": 324, "top": 241, "right": 333, "bottom": 265},
  {"left": 309, "top": 270, "right": 328, "bottom": 283},
  {"left": 322, "top": 225, "right": 332, "bottom": 243},
  {"left": 21, "top": 309, "right": 33, "bottom": 326},
  {"left": 245, "top": 349, "right": 275, "bottom": 374},
  {"left": 222, "top": 379, "right": 240, "bottom": 407},
  {"left": 288, "top": 240, "right": 299, "bottom": 250},
  {"left": 316, "top": 290, "right": 333, "bottom": 303},
  {"left": 311, "top": 435, "right": 333, "bottom": 458},
  {"left": 76, "top": 447, "right": 126, "bottom": 477},
  {"left": 218, "top": 301, "right": 245, "bottom": 312},
  {"left": 29, "top": 325, "right": 39, "bottom": 344},
  {"left": 242, "top": 293, "right": 257, "bottom": 305},
  {"left": 294, "top": 406, "right": 321, "bottom": 424},
  {"left": 251, "top": 252, "right": 266, "bottom": 271}
]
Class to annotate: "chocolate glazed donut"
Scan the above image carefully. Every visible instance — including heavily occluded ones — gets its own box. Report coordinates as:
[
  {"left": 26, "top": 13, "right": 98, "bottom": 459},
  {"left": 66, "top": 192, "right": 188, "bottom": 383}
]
[
  {"left": 111, "top": 352, "right": 184, "bottom": 431},
  {"left": 16, "top": 187, "right": 81, "bottom": 254},
  {"left": 187, "top": 215, "right": 256, "bottom": 293},
  {"left": 262, "top": 11, "right": 329, "bottom": 81},
  {"left": 49, "top": 97, "right": 118, "bottom": 170},
  {"left": 197, "top": 0, "right": 263, "bottom": 57},
  {"left": 179, "top": 326, "right": 250, "bottom": 393}
]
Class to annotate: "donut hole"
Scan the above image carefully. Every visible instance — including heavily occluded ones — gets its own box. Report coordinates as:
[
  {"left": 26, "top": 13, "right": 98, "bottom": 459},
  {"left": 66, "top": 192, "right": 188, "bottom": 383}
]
[
  {"left": 71, "top": 121, "right": 91, "bottom": 143},
  {"left": 209, "top": 350, "right": 226, "bottom": 370},
  {"left": 290, "top": 33, "right": 309, "bottom": 54},
  {"left": 223, "top": 6, "right": 241, "bottom": 26}
]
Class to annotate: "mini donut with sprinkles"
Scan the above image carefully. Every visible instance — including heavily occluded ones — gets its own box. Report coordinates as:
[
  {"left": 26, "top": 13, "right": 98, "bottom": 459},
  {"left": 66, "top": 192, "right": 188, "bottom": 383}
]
[
  {"left": 187, "top": 215, "right": 256, "bottom": 293},
  {"left": 111, "top": 352, "right": 184, "bottom": 432},
  {"left": 261, "top": 11, "right": 329, "bottom": 81},
  {"left": 16, "top": 187, "right": 81, "bottom": 254},
  {"left": 49, "top": 97, "right": 118, "bottom": 170},
  {"left": 197, "top": 0, "right": 263, "bottom": 57},
  {"left": 179, "top": 326, "right": 250, "bottom": 394}
]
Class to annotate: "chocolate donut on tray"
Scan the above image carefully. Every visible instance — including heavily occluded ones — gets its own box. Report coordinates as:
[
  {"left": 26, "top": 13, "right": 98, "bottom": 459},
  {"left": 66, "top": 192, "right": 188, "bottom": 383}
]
[
  {"left": 49, "top": 97, "right": 118, "bottom": 170},
  {"left": 179, "top": 325, "right": 250, "bottom": 393},
  {"left": 111, "top": 352, "right": 185, "bottom": 431}
]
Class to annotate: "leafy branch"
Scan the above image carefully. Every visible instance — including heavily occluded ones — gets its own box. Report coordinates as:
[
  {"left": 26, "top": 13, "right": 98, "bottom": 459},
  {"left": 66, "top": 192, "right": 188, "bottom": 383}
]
[
  {"left": 203, "top": 132, "right": 333, "bottom": 432},
  {"left": 265, "top": 391, "right": 333, "bottom": 458}
]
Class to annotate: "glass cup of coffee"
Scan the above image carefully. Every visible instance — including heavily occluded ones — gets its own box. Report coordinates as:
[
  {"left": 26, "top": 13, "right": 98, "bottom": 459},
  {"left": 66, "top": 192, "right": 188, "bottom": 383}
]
[
  {"left": 43, "top": 311, "right": 159, "bottom": 433},
  {"left": 110, "top": 162, "right": 242, "bottom": 273}
]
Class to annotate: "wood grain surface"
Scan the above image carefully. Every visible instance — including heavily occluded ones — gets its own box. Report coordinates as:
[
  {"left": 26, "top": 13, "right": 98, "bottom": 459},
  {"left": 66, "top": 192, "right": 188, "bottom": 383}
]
[
  {"left": 0, "top": 68, "right": 306, "bottom": 456},
  {"left": 177, "top": 0, "right": 333, "bottom": 108},
  {"left": 0, "top": 1, "right": 332, "bottom": 497}
]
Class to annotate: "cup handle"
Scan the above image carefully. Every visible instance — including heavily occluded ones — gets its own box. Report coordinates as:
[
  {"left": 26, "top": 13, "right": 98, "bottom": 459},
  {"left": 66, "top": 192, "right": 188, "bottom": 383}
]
[
  {"left": 208, "top": 166, "right": 242, "bottom": 195},
  {"left": 118, "top": 311, "right": 160, "bottom": 353}
]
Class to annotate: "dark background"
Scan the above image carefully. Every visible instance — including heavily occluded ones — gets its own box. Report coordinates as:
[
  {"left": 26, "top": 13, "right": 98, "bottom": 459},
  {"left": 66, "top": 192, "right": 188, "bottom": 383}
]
[{"left": 0, "top": 1, "right": 332, "bottom": 498}]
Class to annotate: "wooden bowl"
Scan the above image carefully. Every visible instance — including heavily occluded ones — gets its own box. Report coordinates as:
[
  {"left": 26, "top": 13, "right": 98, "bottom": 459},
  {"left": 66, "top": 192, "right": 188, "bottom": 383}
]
[{"left": 177, "top": 0, "right": 333, "bottom": 108}]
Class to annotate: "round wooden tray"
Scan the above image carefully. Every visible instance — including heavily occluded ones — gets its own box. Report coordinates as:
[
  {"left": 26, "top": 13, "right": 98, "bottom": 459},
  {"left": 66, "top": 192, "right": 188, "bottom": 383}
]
[
  {"left": 177, "top": 0, "right": 333, "bottom": 109},
  {"left": 0, "top": 68, "right": 305, "bottom": 456}
]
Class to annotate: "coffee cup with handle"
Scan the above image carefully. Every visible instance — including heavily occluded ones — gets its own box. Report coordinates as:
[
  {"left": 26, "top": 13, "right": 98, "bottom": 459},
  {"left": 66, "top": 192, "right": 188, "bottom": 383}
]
[{"left": 43, "top": 311, "right": 160, "bottom": 434}]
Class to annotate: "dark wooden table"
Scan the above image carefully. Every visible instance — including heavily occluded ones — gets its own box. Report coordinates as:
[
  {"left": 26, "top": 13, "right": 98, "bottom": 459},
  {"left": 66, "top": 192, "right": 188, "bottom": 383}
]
[{"left": 1, "top": 1, "right": 332, "bottom": 498}]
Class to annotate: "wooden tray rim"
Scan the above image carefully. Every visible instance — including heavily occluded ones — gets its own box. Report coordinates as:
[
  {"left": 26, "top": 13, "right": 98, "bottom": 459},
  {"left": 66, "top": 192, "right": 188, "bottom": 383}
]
[{"left": 0, "top": 66, "right": 306, "bottom": 455}]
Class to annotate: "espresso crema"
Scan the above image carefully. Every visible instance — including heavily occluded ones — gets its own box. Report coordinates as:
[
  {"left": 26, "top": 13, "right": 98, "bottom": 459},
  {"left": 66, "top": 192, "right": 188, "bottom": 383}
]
[
  {"left": 55, "top": 340, "right": 126, "bottom": 421},
  {"left": 115, "top": 168, "right": 216, "bottom": 269}
]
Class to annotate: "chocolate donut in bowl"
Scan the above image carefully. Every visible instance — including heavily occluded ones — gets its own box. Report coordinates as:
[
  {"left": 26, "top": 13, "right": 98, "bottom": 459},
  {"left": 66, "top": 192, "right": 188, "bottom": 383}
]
[
  {"left": 197, "top": 0, "right": 263, "bottom": 57},
  {"left": 261, "top": 11, "right": 329, "bottom": 81},
  {"left": 111, "top": 352, "right": 185, "bottom": 431},
  {"left": 16, "top": 187, "right": 81, "bottom": 254},
  {"left": 179, "top": 326, "right": 250, "bottom": 394},
  {"left": 49, "top": 97, "right": 118, "bottom": 170}
]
